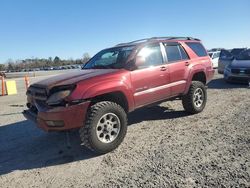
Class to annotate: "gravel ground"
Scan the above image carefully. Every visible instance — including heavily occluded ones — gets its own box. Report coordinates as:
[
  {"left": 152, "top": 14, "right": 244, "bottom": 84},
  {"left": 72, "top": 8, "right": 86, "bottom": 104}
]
[{"left": 0, "top": 72, "right": 249, "bottom": 188}]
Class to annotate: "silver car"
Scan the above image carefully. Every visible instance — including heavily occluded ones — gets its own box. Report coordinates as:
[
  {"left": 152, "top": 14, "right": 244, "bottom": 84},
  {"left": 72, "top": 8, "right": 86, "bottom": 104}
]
[
  {"left": 224, "top": 49, "right": 250, "bottom": 83},
  {"left": 218, "top": 50, "right": 234, "bottom": 74},
  {"left": 218, "top": 48, "right": 247, "bottom": 74}
]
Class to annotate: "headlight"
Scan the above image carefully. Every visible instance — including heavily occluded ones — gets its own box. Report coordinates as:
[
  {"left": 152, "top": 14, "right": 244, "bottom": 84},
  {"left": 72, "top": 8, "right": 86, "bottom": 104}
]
[{"left": 47, "top": 85, "right": 75, "bottom": 106}]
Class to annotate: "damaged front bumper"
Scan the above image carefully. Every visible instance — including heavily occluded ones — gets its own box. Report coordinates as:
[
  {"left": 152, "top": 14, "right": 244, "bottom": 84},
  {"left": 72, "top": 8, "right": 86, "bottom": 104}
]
[{"left": 23, "top": 101, "right": 90, "bottom": 132}]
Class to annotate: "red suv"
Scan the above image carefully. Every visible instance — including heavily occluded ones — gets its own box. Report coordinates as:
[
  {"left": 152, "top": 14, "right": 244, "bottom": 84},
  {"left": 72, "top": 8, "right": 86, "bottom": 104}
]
[{"left": 23, "top": 37, "right": 214, "bottom": 154}]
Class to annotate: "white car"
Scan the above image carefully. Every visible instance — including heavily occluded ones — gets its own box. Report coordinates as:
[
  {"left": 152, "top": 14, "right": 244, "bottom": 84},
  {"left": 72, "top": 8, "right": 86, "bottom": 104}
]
[{"left": 208, "top": 51, "right": 220, "bottom": 68}]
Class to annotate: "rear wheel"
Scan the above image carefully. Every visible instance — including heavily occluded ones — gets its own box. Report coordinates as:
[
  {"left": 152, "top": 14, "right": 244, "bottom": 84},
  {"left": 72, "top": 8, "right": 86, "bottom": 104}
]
[
  {"left": 79, "top": 101, "right": 127, "bottom": 154},
  {"left": 182, "top": 81, "right": 207, "bottom": 114}
]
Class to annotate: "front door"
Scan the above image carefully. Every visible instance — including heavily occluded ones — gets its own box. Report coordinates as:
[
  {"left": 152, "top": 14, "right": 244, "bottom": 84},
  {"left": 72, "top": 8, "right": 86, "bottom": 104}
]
[{"left": 130, "top": 44, "right": 170, "bottom": 108}]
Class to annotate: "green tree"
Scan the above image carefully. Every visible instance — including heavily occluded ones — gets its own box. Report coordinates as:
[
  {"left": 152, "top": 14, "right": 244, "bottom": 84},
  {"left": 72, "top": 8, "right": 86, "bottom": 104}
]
[
  {"left": 82, "top": 53, "right": 90, "bottom": 64},
  {"left": 6, "top": 59, "right": 15, "bottom": 71},
  {"left": 48, "top": 57, "right": 52, "bottom": 62},
  {"left": 0, "top": 64, "right": 5, "bottom": 71},
  {"left": 53, "top": 56, "right": 61, "bottom": 66}
]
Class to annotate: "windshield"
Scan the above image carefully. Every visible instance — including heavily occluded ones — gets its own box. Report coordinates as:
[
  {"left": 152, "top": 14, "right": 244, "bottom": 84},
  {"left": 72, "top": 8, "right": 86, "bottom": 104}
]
[
  {"left": 220, "top": 50, "right": 233, "bottom": 60},
  {"left": 235, "top": 49, "right": 250, "bottom": 60},
  {"left": 84, "top": 46, "right": 135, "bottom": 69},
  {"left": 231, "top": 48, "right": 246, "bottom": 57},
  {"left": 208, "top": 53, "right": 213, "bottom": 58}
]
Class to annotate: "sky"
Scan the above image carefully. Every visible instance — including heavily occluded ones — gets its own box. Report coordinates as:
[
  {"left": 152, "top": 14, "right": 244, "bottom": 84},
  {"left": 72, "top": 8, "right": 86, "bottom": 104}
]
[{"left": 0, "top": 0, "right": 250, "bottom": 63}]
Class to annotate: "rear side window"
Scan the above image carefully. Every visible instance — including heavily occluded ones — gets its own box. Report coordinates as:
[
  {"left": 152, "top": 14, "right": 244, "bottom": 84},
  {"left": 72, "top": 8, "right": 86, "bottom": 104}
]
[
  {"left": 164, "top": 43, "right": 189, "bottom": 63},
  {"left": 165, "top": 45, "right": 181, "bottom": 62},
  {"left": 186, "top": 42, "right": 207, "bottom": 57}
]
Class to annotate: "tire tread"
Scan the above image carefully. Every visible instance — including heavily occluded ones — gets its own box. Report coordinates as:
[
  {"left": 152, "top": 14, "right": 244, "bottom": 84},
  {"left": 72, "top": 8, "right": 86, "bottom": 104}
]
[
  {"left": 79, "top": 101, "right": 127, "bottom": 153},
  {"left": 182, "top": 81, "right": 207, "bottom": 114}
]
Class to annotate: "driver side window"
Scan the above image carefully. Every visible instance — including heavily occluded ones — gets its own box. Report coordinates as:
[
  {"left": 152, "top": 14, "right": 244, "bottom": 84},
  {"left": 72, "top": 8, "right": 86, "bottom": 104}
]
[{"left": 137, "top": 45, "right": 163, "bottom": 68}]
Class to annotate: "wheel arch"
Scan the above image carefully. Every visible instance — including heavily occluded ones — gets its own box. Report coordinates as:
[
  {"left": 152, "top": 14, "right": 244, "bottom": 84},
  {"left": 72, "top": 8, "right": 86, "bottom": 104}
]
[
  {"left": 184, "top": 68, "right": 207, "bottom": 94},
  {"left": 192, "top": 71, "right": 206, "bottom": 85},
  {"left": 89, "top": 91, "right": 130, "bottom": 113}
]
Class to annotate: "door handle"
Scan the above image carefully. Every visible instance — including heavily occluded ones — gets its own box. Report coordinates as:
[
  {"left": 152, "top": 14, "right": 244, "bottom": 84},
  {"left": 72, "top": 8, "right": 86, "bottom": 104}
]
[
  {"left": 160, "top": 66, "right": 167, "bottom": 71},
  {"left": 185, "top": 62, "right": 190, "bottom": 66}
]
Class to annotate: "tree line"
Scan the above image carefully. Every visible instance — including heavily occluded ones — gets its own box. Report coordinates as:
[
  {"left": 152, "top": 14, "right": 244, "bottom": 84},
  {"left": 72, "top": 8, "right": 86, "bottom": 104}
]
[{"left": 0, "top": 53, "right": 90, "bottom": 72}]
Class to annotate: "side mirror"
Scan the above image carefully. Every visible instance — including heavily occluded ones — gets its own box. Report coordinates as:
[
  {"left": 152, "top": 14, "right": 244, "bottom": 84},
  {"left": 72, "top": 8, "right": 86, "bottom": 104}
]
[{"left": 135, "top": 56, "right": 145, "bottom": 67}]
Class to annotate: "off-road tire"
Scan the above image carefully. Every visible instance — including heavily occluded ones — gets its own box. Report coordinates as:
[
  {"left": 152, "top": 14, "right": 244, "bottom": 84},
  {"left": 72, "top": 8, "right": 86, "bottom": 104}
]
[
  {"left": 79, "top": 101, "right": 127, "bottom": 154},
  {"left": 182, "top": 81, "right": 207, "bottom": 114}
]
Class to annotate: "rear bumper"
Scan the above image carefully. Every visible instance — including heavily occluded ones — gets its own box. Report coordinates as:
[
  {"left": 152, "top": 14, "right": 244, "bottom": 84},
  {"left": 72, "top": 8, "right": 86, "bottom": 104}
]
[{"left": 23, "top": 101, "right": 90, "bottom": 132}]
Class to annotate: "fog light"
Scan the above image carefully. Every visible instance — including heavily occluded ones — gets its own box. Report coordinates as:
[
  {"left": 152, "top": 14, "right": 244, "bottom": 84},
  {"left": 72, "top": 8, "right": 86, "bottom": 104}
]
[{"left": 46, "top": 120, "right": 64, "bottom": 127}]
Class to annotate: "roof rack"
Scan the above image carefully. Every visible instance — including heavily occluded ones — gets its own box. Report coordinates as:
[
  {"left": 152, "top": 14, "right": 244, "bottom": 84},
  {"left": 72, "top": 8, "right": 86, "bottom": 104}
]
[
  {"left": 116, "top": 38, "right": 150, "bottom": 46},
  {"left": 116, "top": 36, "right": 200, "bottom": 46},
  {"left": 150, "top": 36, "right": 200, "bottom": 41}
]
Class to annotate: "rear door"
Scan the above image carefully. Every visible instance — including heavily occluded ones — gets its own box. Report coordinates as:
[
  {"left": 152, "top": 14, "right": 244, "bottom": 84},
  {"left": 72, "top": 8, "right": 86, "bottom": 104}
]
[
  {"left": 163, "top": 42, "right": 190, "bottom": 96},
  {"left": 131, "top": 43, "right": 170, "bottom": 108}
]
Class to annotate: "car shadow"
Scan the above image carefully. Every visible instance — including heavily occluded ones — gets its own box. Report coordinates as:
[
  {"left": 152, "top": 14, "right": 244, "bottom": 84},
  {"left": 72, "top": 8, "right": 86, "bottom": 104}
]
[
  {"left": 208, "top": 78, "right": 249, "bottom": 89},
  {"left": 0, "top": 120, "right": 98, "bottom": 175},
  {"left": 128, "top": 105, "right": 191, "bottom": 125},
  {"left": 0, "top": 105, "right": 190, "bottom": 175}
]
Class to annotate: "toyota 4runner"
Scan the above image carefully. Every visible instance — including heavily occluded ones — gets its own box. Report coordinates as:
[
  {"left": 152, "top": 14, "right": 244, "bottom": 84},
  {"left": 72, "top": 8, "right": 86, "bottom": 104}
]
[{"left": 23, "top": 37, "right": 214, "bottom": 154}]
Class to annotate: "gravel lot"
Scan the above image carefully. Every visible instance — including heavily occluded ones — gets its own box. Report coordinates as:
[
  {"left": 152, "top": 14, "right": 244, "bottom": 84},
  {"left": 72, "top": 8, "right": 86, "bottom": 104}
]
[{"left": 0, "top": 72, "right": 249, "bottom": 188}]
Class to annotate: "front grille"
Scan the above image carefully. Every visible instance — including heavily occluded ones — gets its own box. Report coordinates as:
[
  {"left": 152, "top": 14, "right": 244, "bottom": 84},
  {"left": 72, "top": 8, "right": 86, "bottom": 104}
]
[
  {"left": 27, "top": 85, "right": 48, "bottom": 101},
  {"left": 231, "top": 69, "right": 240, "bottom": 74},
  {"left": 231, "top": 68, "right": 250, "bottom": 75}
]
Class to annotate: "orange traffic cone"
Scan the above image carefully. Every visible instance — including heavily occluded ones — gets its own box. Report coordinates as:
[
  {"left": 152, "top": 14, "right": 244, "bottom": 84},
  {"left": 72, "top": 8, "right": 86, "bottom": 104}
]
[
  {"left": 25, "top": 75, "right": 30, "bottom": 90},
  {"left": 1, "top": 76, "right": 5, "bottom": 96}
]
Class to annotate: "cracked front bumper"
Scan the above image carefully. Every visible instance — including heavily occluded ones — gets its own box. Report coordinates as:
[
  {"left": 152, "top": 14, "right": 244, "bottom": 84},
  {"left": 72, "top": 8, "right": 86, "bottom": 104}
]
[{"left": 23, "top": 101, "right": 90, "bottom": 132}]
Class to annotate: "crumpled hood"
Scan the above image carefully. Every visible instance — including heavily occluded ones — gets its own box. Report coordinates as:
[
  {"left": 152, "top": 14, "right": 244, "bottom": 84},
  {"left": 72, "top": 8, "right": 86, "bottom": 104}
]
[
  {"left": 33, "top": 69, "right": 119, "bottom": 89},
  {"left": 231, "top": 60, "right": 250, "bottom": 68}
]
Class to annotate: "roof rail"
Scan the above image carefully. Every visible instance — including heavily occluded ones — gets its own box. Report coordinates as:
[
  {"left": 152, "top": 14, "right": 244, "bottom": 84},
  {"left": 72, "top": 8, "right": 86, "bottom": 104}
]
[
  {"left": 116, "top": 38, "right": 151, "bottom": 46},
  {"left": 115, "top": 36, "right": 200, "bottom": 46},
  {"left": 150, "top": 36, "right": 200, "bottom": 41}
]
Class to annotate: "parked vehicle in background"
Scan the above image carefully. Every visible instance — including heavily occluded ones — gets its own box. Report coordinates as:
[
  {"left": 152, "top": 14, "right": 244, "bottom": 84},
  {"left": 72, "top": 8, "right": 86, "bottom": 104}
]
[
  {"left": 208, "top": 50, "right": 220, "bottom": 68},
  {"left": 218, "top": 49, "right": 234, "bottom": 74},
  {"left": 209, "top": 48, "right": 224, "bottom": 52},
  {"left": 230, "top": 48, "right": 247, "bottom": 58},
  {"left": 218, "top": 48, "right": 247, "bottom": 74},
  {"left": 224, "top": 49, "right": 250, "bottom": 83},
  {"left": 23, "top": 37, "right": 214, "bottom": 154},
  {"left": 43, "top": 66, "right": 54, "bottom": 71}
]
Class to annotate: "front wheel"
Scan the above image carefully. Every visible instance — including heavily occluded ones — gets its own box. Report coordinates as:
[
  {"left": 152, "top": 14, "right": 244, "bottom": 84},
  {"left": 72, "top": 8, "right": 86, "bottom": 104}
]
[
  {"left": 79, "top": 101, "right": 127, "bottom": 154},
  {"left": 182, "top": 81, "right": 207, "bottom": 114}
]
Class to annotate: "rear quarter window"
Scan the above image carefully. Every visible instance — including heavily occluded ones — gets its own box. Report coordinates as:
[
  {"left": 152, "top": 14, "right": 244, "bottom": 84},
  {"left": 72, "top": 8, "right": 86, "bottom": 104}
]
[{"left": 186, "top": 42, "right": 208, "bottom": 57}]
